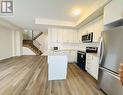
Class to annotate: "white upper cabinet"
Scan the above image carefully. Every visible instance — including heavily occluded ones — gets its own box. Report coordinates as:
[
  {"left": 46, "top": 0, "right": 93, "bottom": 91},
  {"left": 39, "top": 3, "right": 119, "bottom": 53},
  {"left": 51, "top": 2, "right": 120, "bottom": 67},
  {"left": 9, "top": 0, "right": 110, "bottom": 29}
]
[
  {"left": 78, "top": 16, "right": 103, "bottom": 43},
  {"left": 62, "top": 29, "right": 68, "bottom": 43},
  {"left": 57, "top": 29, "right": 63, "bottom": 43},
  {"left": 104, "top": 0, "right": 123, "bottom": 25},
  {"left": 69, "top": 30, "right": 74, "bottom": 43},
  {"left": 49, "top": 28, "right": 58, "bottom": 43},
  {"left": 62, "top": 29, "right": 71, "bottom": 43},
  {"left": 73, "top": 30, "right": 79, "bottom": 43},
  {"left": 48, "top": 28, "right": 78, "bottom": 43},
  {"left": 62, "top": 29, "right": 76, "bottom": 43},
  {"left": 93, "top": 18, "right": 103, "bottom": 42}
]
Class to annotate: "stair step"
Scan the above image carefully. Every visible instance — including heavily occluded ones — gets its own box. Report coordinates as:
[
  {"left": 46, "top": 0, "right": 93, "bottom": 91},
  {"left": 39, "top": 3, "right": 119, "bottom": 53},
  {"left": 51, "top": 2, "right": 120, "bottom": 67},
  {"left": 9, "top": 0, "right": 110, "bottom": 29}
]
[{"left": 23, "top": 40, "right": 42, "bottom": 55}]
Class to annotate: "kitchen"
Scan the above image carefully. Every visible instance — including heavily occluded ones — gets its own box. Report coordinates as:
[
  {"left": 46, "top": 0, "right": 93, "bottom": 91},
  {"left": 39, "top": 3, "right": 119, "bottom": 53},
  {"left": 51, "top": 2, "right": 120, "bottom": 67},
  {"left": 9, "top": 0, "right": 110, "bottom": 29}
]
[
  {"left": 47, "top": 16, "right": 102, "bottom": 80},
  {"left": 47, "top": 0, "right": 123, "bottom": 95}
]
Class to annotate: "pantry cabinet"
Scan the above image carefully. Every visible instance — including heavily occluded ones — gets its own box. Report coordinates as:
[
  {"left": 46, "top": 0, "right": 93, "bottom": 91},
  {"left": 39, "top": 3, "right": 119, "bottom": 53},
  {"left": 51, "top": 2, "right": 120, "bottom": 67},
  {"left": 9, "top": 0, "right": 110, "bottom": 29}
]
[
  {"left": 104, "top": 0, "right": 123, "bottom": 25},
  {"left": 86, "top": 53, "right": 99, "bottom": 80}
]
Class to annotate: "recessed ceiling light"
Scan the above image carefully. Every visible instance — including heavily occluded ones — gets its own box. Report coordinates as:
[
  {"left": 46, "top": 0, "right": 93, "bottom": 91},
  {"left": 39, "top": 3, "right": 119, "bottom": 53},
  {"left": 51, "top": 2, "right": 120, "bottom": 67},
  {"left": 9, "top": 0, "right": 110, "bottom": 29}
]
[{"left": 72, "top": 9, "right": 81, "bottom": 16}]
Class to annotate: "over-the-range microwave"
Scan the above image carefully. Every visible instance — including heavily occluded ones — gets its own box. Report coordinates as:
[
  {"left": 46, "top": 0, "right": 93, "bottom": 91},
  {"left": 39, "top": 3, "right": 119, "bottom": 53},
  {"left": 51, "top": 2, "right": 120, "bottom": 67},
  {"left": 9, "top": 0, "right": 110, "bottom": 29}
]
[{"left": 82, "top": 32, "right": 93, "bottom": 43}]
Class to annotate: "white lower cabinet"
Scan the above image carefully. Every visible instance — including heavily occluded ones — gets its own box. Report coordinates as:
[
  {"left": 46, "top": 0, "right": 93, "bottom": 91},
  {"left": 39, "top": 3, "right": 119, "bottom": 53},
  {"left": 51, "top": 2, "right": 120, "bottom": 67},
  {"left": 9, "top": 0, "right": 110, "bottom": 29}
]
[
  {"left": 86, "top": 53, "right": 99, "bottom": 80},
  {"left": 62, "top": 50, "right": 77, "bottom": 63},
  {"left": 48, "top": 56, "right": 68, "bottom": 80},
  {"left": 69, "top": 50, "right": 77, "bottom": 63}
]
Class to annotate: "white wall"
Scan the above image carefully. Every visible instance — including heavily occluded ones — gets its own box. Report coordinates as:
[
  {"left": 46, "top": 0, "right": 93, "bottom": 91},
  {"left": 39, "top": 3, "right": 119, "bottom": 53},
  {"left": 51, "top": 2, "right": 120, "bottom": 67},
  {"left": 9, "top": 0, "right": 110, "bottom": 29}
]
[
  {"left": 0, "top": 19, "right": 23, "bottom": 60},
  {"left": 0, "top": 27, "right": 13, "bottom": 60},
  {"left": 22, "top": 47, "right": 35, "bottom": 55},
  {"left": 12, "top": 31, "right": 23, "bottom": 56}
]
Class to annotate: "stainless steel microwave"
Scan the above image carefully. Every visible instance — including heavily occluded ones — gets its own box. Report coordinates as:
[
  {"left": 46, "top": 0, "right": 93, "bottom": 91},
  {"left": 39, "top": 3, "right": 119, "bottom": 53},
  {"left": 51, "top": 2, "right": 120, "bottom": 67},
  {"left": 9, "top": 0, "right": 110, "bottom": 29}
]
[{"left": 82, "top": 32, "right": 93, "bottom": 43}]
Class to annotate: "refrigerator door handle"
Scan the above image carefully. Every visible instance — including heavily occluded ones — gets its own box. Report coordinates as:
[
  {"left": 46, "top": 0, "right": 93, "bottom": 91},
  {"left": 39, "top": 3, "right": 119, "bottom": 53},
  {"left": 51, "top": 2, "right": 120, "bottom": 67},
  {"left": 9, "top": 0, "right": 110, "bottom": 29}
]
[{"left": 99, "top": 37, "right": 104, "bottom": 65}]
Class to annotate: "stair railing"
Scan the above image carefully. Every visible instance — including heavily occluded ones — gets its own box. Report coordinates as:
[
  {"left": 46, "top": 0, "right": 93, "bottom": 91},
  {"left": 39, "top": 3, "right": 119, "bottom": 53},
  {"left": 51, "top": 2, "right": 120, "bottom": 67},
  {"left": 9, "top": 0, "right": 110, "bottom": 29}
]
[{"left": 33, "top": 40, "right": 41, "bottom": 50}]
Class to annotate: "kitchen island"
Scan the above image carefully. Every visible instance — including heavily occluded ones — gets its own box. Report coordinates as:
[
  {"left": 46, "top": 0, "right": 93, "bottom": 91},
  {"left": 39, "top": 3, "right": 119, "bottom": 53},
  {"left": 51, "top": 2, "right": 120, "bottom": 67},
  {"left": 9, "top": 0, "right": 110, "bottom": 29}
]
[{"left": 48, "top": 51, "right": 68, "bottom": 80}]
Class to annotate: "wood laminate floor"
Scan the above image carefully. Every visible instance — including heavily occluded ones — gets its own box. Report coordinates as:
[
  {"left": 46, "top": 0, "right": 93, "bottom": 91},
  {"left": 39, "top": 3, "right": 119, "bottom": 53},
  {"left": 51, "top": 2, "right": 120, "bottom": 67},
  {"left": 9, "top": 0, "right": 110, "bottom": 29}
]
[{"left": 0, "top": 56, "right": 104, "bottom": 95}]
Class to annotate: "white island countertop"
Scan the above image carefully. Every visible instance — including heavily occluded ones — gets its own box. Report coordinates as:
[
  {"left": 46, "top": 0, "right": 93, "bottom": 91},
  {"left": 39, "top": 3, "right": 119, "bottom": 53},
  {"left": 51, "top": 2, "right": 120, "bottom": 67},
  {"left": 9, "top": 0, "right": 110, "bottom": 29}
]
[{"left": 42, "top": 50, "right": 67, "bottom": 56}]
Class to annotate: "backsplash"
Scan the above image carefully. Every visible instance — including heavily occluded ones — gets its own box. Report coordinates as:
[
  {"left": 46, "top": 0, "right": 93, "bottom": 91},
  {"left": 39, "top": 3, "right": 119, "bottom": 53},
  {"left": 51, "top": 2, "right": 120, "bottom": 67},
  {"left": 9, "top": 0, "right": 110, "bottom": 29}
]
[{"left": 48, "top": 42, "right": 100, "bottom": 51}]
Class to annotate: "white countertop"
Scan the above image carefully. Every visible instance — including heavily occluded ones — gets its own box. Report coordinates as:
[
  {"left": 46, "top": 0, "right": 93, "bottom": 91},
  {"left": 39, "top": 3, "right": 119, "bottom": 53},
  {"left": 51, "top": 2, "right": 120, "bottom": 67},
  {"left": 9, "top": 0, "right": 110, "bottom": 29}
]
[
  {"left": 42, "top": 49, "right": 87, "bottom": 56},
  {"left": 42, "top": 50, "right": 67, "bottom": 56}
]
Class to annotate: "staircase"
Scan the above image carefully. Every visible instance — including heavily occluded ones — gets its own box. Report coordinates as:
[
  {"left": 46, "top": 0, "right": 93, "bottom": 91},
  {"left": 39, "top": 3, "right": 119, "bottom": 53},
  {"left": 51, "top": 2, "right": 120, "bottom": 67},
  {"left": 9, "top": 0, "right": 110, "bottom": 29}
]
[
  {"left": 23, "top": 40, "right": 42, "bottom": 55},
  {"left": 33, "top": 32, "right": 43, "bottom": 40},
  {"left": 23, "top": 31, "right": 43, "bottom": 55}
]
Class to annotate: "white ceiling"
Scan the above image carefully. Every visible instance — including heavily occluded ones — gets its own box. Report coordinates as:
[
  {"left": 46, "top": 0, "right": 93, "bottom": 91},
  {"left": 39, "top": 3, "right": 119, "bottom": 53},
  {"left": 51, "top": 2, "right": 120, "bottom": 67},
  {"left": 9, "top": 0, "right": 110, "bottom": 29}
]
[{"left": 4, "top": 0, "right": 99, "bottom": 32}]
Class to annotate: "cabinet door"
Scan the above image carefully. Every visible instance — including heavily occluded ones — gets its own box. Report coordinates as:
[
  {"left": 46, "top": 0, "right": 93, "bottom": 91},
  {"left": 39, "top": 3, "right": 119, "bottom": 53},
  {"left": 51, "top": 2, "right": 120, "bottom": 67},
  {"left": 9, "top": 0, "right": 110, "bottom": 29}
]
[
  {"left": 51, "top": 29, "right": 58, "bottom": 43},
  {"left": 68, "top": 51, "right": 75, "bottom": 63},
  {"left": 69, "top": 51, "right": 77, "bottom": 63},
  {"left": 63, "top": 51, "right": 70, "bottom": 62},
  {"left": 104, "top": 0, "right": 123, "bottom": 25},
  {"left": 93, "top": 18, "right": 103, "bottom": 42},
  {"left": 93, "top": 30, "right": 101, "bottom": 42},
  {"left": 86, "top": 54, "right": 99, "bottom": 80},
  {"left": 73, "top": 51, "right": 77, "bottom": 62},
  {"left": 62, "top": 29, "right": 75, "bottom": 43},
  {"left": 66, "top": 29, "right": 74, "bottom": 43},
  {"left": 57, "top": 29, "right": 63, "bottom": 43},
  {"left": 68, "top": 51, "right": 72, "bottom": 63},
  {"left": 90, "top": 55, "right": 99, "bottom": 80},
  {"left": 69, "top": 30, "right": 74, "bottom": 43},
  {"left": 73, "top": 31, "right": 78, "bottom": 43},
  {"left": 86, "top": 54, "right": 92, "bottom": 72},
  {"left": 62, "top": 29, "right": 69, "bottom": 43},
  {"left": 78, "top": 31, "right": 82, "bottom": 43}
]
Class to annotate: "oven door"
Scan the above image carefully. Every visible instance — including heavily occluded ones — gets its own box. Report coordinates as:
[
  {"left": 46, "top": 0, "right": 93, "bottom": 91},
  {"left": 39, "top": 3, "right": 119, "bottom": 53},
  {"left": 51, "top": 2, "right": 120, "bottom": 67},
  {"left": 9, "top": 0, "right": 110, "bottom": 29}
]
[{"left": 77, "top": 52, "right": 86, "bottom": 70}]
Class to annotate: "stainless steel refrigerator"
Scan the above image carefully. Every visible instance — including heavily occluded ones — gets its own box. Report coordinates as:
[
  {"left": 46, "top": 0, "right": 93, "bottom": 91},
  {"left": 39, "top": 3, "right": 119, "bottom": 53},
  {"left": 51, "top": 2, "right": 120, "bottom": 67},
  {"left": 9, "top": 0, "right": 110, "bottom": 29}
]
[{"left": 98, "top": 26, "right": 123, "bottom": 95}]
